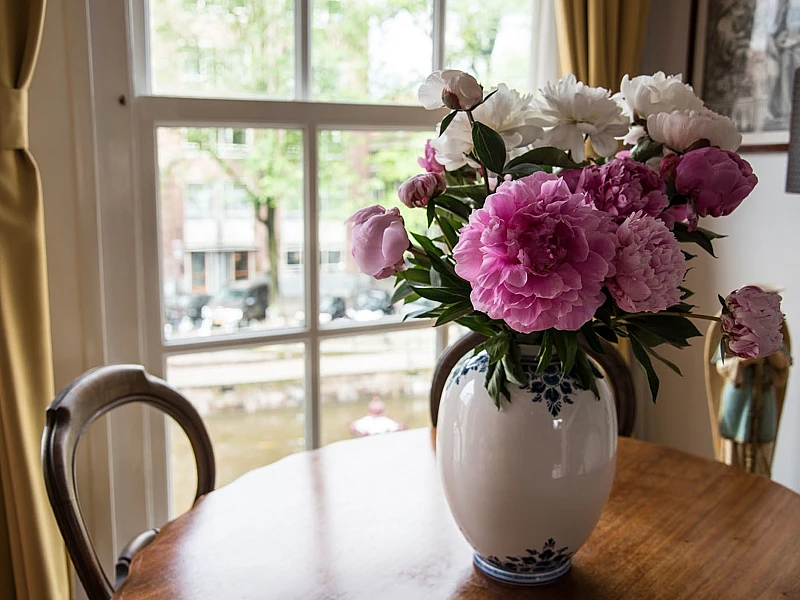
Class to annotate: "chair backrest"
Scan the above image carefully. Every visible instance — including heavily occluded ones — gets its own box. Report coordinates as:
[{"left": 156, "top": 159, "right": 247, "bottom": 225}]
[
  {"left": 42, "top": 364, "right": 215, "bottom": 600},
  {"left": 430, "top": 332, "right": 636, "bottom": 436}
]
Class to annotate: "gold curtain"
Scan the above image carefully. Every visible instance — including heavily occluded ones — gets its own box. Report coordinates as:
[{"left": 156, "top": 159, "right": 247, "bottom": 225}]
[
  {"left": 555, "top": 0, "right": 651, "bottom": 91},
  {"left": 0, "top": 0, "right": 70, "bottom": 598}
]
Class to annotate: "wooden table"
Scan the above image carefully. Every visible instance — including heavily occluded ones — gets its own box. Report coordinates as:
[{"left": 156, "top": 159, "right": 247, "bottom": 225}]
[{"left": 115, "top": 429, "right": 800, "bottom": 600}]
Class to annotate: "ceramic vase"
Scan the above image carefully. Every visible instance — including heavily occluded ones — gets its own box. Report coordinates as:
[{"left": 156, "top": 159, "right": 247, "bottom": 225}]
[{"left": 436, "top": 347, "right": 617, "bottom": 585}]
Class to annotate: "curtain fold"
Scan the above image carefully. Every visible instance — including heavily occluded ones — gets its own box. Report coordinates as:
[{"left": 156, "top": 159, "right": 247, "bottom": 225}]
[
  {"left": 0, "top": 0, "right": 71, "bottom": 598},
  {"left": 555, "top": 0, "right": 651, "bottom": 91}
]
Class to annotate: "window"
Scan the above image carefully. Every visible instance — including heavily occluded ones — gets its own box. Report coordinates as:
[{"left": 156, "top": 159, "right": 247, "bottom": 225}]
[
  {"left": 85, "top": 0, "right": 556, "bottom": 534},
  {"left": 233, "top": 251, "right": 249, "bottom": 280},
  {"left": 191, "top": 252, "right": 206, "bottom": 292}
]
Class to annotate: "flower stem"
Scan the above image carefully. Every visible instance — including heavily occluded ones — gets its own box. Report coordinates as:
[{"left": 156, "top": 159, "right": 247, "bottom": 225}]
[
  {"left": 615, "top": 311, "right": 721, "bottom": 323},
  {"left": 467, "top": 110, "right": 492, "bottom": 198}
]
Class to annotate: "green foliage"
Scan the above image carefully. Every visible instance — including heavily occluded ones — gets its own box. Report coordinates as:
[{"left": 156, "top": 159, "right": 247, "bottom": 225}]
[
  {"left": 629, "top": 136, "right": 663, "bottom": 163},
  {"left": 672, "top": 222, "right": 726, "bottom": 257},
  {"left": 471, "top": 120, "right": 507, "bottom": 174}
]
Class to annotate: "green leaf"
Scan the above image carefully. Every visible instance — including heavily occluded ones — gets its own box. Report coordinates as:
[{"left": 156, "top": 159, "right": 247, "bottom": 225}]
[
  {"left": 447, "top": 184, "right": 487, "bottom": 202},
  {"left": 485, "top": 361, "right": 510, "bottom": 408},
  {"left": 580, "top": 323, "right": 605, "bottom": 354},
  {"left": 435, "top": 301, "right": 473, "bottom": 326},
  {"left": 427, "top": 197, "right": 437, "bottom": 228},
  {"left": 718, "top": 294, "right": 728, "bottom": 312},
  {"left": 681, "top": 250, "right": 697, "bottom": 261},
  {"left": 630, "top": 337, "right": 660, "bottom": 403},
  {"left": 502, "top": 340, "right": 526, "bottom": 386},
  {"left": 506, "top": 147, "right": 585, "bottom": 170},
  {"left": 434, "top": 195, "right": 472, "bottom": 220},
  {"left": 410, "top": 232, "right": 444, "bottom": 257},
  {"left": 629, "top": 136, "right": 663, "bottom": 163},
  {"left": 389, "top": 280, "right": 413, "bottom": 305},
  {"left": 594, "top": 324, "right": 618, "bottom": 344},
  {"left": 402, "top": 268, "right": 430, "bottom": 284},
  {"left": 476, "top": 332, "right": 510, "bottom": 364},
  {"left": 407, "top": 285, "right": 467, "bottom": 303},
  {"left": 437, "top": 212, "right": 460, "bottom": 249},
  {"left": 642, "top": 343, "right": 683, "bottom": 376},
  {"left": 503, "top": 163, "right": 544, "bottom": 179},
  {"left": 561, "top": 331, "right": 579, "bottom": 375},
  {"left": 438, "top": 111, "right": 457, "bottom": 136},
  {"left": 402, "top": 307, "right": 436, "bottom": 321},
  {"left": 680, "top": 286, "right": 695, "bottom": 300},
  {"left": 624, "top": 314, "right": 702, "bottom": 344},
  {"left": 672, "top": 222, "right": 726, "bottom": 257},
  {"left": 471, "top": 121, "right": 507, "bottom": 174},
  {"left": 574, "top": 350, "right": 601, "bottom": 398},
  {"left": 536, "top": 330, "right": 554, "bottom": 374}
]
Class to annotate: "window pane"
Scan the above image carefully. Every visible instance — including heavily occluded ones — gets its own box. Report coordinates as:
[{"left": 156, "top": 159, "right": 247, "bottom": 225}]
[
  {"left": 166, "top": 344, "right": 305, "bottom": 514},
  {"left": 157, "top": 127, "right": 304, "bottom": 340},
  {"left": 445, "top": 0, "right": 535, "bottom": 93},
  {"left": 321, "top": 329, "right": 435, "bottom": 445},
  {"left": 318, "top": 130, "right": 431, "bottom": 325},
  {"left": 148, "top": 0, "right": 294, "bottom": 99},
  {"left": 312, "top": 0, "right": 433, "bottom": 103}
]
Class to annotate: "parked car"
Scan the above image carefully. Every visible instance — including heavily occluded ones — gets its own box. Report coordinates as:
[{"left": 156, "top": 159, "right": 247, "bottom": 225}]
[
  {"left": 165, "top": 293, "right": 211, "bottom": 328},
  {"left": 202, "top": 280, "right": 269, "bottom": 329},
  {"left": 320, "top": 295, "right": 347, "bottom": 322},
  {"left": 346, "top": 289, "right": 393, "bottom": 321}
]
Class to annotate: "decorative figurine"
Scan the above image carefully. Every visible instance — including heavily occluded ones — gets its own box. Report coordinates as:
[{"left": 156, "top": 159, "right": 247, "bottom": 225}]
[{"left": 705, "top": 306, "right": 791, "bottom": 477}]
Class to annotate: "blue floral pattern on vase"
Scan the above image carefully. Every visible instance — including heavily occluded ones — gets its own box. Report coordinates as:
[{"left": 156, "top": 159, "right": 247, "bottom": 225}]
[
  {"left": 485, "top": 538, "right": 572, "bottom": 575},
  {"left": 453, "top": 353, "right": 489, "bottom": 385},
  {"left": 522, "top": 362, "right": 583, "bottom": 417}
]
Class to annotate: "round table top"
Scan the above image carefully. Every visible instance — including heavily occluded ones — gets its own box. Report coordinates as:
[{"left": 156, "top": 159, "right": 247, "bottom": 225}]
[{"left": 115, "top": 429, "right": 800, "bottom": 600}]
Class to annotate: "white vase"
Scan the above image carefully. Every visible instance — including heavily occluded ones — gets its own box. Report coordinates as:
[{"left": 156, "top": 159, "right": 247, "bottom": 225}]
[{"left": 436, "top": 347, "right": 617, "bottom": 585}]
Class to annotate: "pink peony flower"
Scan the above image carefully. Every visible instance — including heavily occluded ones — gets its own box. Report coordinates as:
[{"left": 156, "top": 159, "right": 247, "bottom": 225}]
[
  {"left": 606, "top": 212, "right": 686, "bottom": 313},
  {"left": 398, "top": 173, "right": 446, "bottom": 208},
  {"left": 558, "top": 168, "right": 582, "bottom": 192},
  {"left": 658, "top": 203, "right": 694, "bottom": 230},
  {"left": 673, "top": 147, "right": 757, "bottom": 230},
  {"left": 576, "top": 158, "right": 669, "bottom": 222},
  {"left": 452, "top": 172, "right": 617, "bottom": 333},
  {"left": 721, "top": 286, "right": 784, "bottom": 358},
  {"left": 346, "top": 205, "right": 409, "bottom": 279},
  {"left": 417, "top": 140, "right": 445, "bottom": 174}
]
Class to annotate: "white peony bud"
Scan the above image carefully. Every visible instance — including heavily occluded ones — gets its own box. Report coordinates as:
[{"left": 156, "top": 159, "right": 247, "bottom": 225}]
[{"left": 418, "top": 70, "right": 484, "bottom": 111}]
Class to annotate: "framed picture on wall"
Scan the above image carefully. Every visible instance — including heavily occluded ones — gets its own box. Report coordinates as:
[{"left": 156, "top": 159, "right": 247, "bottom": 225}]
[{"left": 691, "top": 0, "right": 800, "bottom": 151}]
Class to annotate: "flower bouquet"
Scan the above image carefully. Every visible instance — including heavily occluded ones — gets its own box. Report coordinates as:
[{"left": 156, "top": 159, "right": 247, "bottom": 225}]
[
  {"left": 347, "top": 69, "right": 785, "bottom": 408},
  {"left": 345, "top": 69, "right": 787, "bottom": 585}
]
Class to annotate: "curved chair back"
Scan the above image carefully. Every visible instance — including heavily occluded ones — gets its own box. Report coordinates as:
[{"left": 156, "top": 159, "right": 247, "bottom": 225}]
[
  {"left": 42, "top": 364, "right": 215, "bottom": 600},
  {"left": 430, "top": 332, "right": 636, "bottom": 436}
]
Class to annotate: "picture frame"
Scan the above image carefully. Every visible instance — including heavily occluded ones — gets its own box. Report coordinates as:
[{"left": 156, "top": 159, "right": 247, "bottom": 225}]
[{"left": 690, "top": 0, "right": 799, "bottom": 152}]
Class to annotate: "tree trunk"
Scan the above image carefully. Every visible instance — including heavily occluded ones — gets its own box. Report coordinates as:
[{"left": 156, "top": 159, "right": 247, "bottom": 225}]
[{"left": 265, "top": 203, "right": 280, "bottom": 310}]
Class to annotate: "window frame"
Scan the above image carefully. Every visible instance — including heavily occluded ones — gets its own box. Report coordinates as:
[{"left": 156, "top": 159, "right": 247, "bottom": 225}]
[{"left": 133, "top": 0, "right": 450, "bottom": 516}]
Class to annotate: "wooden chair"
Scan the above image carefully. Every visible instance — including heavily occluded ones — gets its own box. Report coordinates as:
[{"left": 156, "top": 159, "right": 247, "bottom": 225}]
[
  {"left": 42, "top": 364, "right": 215, "bottom": 600},
  {"left": 430, "top": 332, "right": 636, "bottom": 436}
]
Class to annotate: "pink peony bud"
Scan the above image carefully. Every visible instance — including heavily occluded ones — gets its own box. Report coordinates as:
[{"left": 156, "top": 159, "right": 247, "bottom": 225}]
[
  {"left": 417, "top": 140, "right": 445, "bottom": 174},
  {"left": 345, "top": 205, "right": 409, "bottom": 279},
  {"left": 674, "top": 147, "right": 757, "bottom": 230},
  {"left": 658, "top": 153, "right": 681, "bottom": 184},
  {"left": 398, "top": 173, "right": 446, "bottom": 208},
  {"left": 721, "top": 286, "right": 784, "bottom": 359}
]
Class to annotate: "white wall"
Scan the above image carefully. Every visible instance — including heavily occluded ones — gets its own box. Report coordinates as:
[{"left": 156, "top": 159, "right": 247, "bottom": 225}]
[{"left": 636, "top": 0, "right": 800, "bottom": 493}]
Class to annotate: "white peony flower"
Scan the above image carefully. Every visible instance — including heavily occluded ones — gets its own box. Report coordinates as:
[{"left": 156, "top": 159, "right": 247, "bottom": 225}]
[
  {"left": 623, "top": 124, "right": 647, "bottom": 146},
  {"left": 430, "top": 84, "right": 545, "bottom": 171},
  {"left": 418, "top": 70, "right": 484, "bottom": 111},
  {"left": 646, "top": 109, "right": 742, "bottom": 153},
  {"left": 531, "top": 74, "right": 629, "bottom": 162},
  {"left": 616, "top": 72, "right": 704, "bottom": 120}
]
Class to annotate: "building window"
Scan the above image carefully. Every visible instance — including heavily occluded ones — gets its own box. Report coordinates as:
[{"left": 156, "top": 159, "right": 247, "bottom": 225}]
[
  {"left": 233, "top": 251, "right": 249, "bottom": 280},
  {"left": 286, "top": 249, "right": 302, "bottom": 266},
  {"left": 191, "top": 252, "right": 206, "bottom": 292}
]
